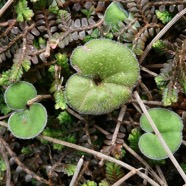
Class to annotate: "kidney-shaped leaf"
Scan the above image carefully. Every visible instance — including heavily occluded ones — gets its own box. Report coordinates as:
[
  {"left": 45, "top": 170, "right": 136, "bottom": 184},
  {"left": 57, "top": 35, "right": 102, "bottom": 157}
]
[
  {"left": 139, "top": 108, "right": 183, "bottom": 160},
  {"left": 8, "top": 103, "right": 47, "bottom": 139},
  {"left": 65, "top": 39, "right": 139, "bottom": 115}
]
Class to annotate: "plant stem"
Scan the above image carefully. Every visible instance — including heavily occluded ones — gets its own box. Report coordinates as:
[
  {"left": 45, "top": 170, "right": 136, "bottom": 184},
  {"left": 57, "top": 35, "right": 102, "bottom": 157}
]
[
  {"left": 0, "top": 141, "right": 11, "bottom": 186},
  {"left": 0, "top": 137, "right": 49, "bottom": 185},
  {"left": 139, "top": 7, "right": 186, "bottom": 64},
  {"left": 111, "top": 105, "right": 126, "bottom": 145},
  {"left": 27, "top": 95, "right": 52, "bottom": 106},
  {"left": 123, "top": 142, "right": 166, "bottom": 186},
  {"left": 134, "top": 91, "right": 186, "bottom": 183},
  {"left": 38, "top": 134, "right": 160, "bottom": 186},
  {"left": 0, "top": 121, "right": 159, "bottom": 185},
  {"left": 69, "top": 156, "right": 84, "bottom": 186},
  {"left": 0, "top": 0, "right": 14, "bottom": 18},
  {"left": 112, "top": 169, "right": 138, "bottom": 186}
]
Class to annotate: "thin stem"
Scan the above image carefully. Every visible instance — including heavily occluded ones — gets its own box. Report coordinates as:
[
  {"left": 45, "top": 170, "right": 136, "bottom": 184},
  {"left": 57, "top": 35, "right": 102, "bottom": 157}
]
[
  {"left": 38, "top": 134, "right": 160, "bottom": 186},
  {"left": 74, "top": 161, "right": 89, "bottom": 186},
  {"left": 140, "top": 66, "right": 158, "bottom": 77},
  {"left": 69, "top": 156, "right": 84, "bottom": 186},
  {"left": 182, "top": 140, "right": 186, "bottom": 146},
  {"left": 0, "top": 0, "right": 14, "bottom": 18},
  {"left": 0, "top": 121, "right": 8, "bottom": 128},
  {"left": 66, "top": 107, "right": 86, "bottom": 122},
  {"left": 112, "top": 169, "right": 138, "bottom": 186},
  {"left": 139, "top": 7, "right": 186, "bottom": 64},
  {"left": 0, "top": 137, "right": 49, "bottom": 185},
  {"left": 111, "top": 105, "right": 126, "bottom": 145},
  {"left": 155, "top": 165, "right": 168, "bottom": 186},
  {"left": 0, "top": 113, "right": 12, "bottom": 120},
  {"left": 123, "top": 142, "right": 165, "bottom": 185},
  {"left": 0, "top": 141, "right": 11, "bottom": 186},
  {"left": 27, "top": 95, "right": 52, "bottom": 106},
  {"left": 134, "top": 91, "right": 186, "bottom": 183}
]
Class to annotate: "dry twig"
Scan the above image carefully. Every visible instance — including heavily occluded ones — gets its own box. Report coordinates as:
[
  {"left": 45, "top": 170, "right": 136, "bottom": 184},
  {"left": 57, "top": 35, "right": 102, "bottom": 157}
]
[
  {"left": 0, "top": 0, "right": 14, "bottom": 18},
  {"left": 139, "top": 7, "right": 186, "bottom": 64},
  {"left": 0, "top": 141, "right": 11, "bottom": 186},
  {"left": 0, "top": 137, "right": 49, "bottom": 185},
  {"left": 69, "top": 156, "right": 84, "bottom": 186},
  {"left": 134, "top": 91, "right": 186, "bottom": 183},
  {"left": 38, "top": 134, "right": 160, "bottom": 186},
  {"left": 112, "top": 169, "right": 139, "bottom": 186}
]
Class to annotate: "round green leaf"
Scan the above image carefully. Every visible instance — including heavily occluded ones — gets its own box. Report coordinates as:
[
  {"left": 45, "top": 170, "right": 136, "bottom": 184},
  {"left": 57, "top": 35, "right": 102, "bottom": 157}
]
[
  {"left": 4, "top": 81, "right": 37, "bottom": 110},
  {"left": 139, "top": 108, "right": 183, "bottom": 160},
  {"left": 104, "top": 2, "right": 128, "bottom": 28},
  {"left": 8, "top": 103, "right": 47, "bottom": 139},
  {"left": 65, "top": 39, "right": 139, "bottom": 115},
  {"left": 140, "top": 108, "right": 183, "bottom": 132}
]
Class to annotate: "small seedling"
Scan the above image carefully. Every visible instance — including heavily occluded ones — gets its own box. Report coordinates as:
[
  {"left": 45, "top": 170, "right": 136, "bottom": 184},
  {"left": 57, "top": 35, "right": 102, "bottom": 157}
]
[
  {"left": 65, "top": 39, "right": 139, "bottom": 115},
  {"left": 138, "top": 108, "right": 183, "bottom": 160},
  {"left": 4, "top": 81, "right": 47, "bottom": 139}
]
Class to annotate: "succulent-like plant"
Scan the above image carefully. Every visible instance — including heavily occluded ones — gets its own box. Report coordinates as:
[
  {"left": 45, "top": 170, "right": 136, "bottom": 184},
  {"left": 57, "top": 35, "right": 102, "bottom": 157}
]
[
  {"left": 138, "top": 108, "right": 183, "bottom": 160},
  {"left": 4, "top": 81, "right": 47, "bottom": 139},
  {"left": 65, "top": 39, "right": 139, "bottom": 115}
]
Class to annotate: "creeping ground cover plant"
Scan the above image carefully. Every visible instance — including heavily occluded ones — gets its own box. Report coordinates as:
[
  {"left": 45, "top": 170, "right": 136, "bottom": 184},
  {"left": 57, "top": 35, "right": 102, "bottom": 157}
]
[
  {"left": 138, "top": 108, "right": 183, "bottom": 160},
  {"left": 4, "top": 81, "right": 47, "bottom": 139},
  {"left": 65, "top": 39, "right": 140, "bottom": 115}
]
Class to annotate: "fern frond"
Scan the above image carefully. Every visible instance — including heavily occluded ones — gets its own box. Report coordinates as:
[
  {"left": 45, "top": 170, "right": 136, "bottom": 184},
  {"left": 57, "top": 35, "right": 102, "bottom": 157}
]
[
  {"left": 105, "top": 162, "right": 124, "bottom": 184},
  {"left": 149, "top": 0, "right": 186, "bottom": 12},
  {"left": 101, "top": 124, "right": 126, "bottom": 160},
  {"left": 128, "top": 128, "right": 141, "bottom": 152},
  {"left": 16, "top": 0, "right": 34, "bottom": 22},
  {"left": 125, "top": 0, "right": 153, "bottom": 22},
  {"left": 55, "top": 10, "right": 101, "bottom": 48},
  {"left": 155, "top": 38, "right": 186, "bottom": 105},
  {"left": 82, "top": 180, "right": 97, "bottom": 186}
]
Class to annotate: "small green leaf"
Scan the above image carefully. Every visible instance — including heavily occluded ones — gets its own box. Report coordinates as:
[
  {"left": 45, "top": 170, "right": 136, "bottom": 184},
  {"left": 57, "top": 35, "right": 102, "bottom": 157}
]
[
  {"left": 82, "top": 180, "right": 97, "bottom": 186},
  {"left": 0, "top": 159, "right": 6, "bottom": 172},
  {"left": 162, "top": 87, "right": 178, "bottom": 106},
  {"left": 4, "top": 81, "right": 37, "bottom": 110},
  {"left": 139, "top": 108, "right": 183, "bottom": 160},
  {"left": 155, "top": 75, "right": 168, "bottom": 90},
  {"left": 98, "top": 180, "right": 110, "bottom": 186},
  {"left": 128, "top": 128, "right": 141, "bottom": 151},
  {"left": 22, "top": 59, "right": 31, "bottom": 72},
  {"left": 57, "top": 111, "right": 72, "bottom": 125},
  {"left": 0, "top": 70, "right": 11, "bottom": 86},
  {"left": 16, "top": 0, "right": 34, "bottom": 22},
  {"left": 152, "top": 40, "right": 166, "bottom": 55},
  {"left": 64, "top": 164, "right": 76, "bottom": 176},
  {"left": 54, "top": 90, "right": 66, "bottom": 110},
  {"left": 155, "top": 10, "right": 173, "bottom": 24},
  {"left": 104, "top": 2, "right": 128, "bottom": 30},
  {"left": 8, "top": 103, "right": 47, "bottom": 139}
]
